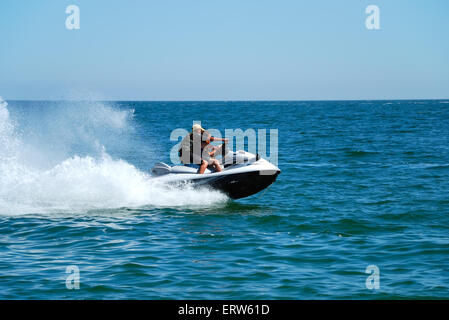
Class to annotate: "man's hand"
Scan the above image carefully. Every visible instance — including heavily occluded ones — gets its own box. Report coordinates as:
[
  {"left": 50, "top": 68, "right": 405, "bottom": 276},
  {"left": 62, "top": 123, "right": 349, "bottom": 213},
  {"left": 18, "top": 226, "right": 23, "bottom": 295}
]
[{"left": 209, "top": 146, "right": 218, "bottom": 156}]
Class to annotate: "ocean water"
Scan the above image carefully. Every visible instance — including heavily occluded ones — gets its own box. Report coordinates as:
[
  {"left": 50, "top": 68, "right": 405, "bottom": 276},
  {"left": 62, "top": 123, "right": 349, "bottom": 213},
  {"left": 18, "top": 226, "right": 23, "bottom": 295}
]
[{"left": 1, "top": 98, "right": 449, "bottom": 299}]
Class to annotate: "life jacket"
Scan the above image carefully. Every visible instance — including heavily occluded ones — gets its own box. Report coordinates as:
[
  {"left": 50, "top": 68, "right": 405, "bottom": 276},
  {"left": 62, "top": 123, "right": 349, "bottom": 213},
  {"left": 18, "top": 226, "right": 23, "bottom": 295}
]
[
  {"left": 178, "top": 133, "right": 193, "bottom": 158},
  {"left": 178, "top": 132, "right": 212, "bottom": 163}
]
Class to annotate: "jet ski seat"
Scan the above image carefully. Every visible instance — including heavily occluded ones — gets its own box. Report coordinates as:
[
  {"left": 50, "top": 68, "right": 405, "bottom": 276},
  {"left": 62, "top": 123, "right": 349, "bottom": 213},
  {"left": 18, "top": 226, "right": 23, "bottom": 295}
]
[{"left": 151, "top": 162, "right": 171, "bottom": 176}]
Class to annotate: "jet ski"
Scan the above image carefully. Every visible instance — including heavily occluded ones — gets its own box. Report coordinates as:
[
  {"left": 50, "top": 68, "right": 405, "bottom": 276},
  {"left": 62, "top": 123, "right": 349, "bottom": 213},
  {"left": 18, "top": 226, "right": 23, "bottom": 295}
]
[{"left": 151, "top": 150, "right": 280, "bottom": 199}]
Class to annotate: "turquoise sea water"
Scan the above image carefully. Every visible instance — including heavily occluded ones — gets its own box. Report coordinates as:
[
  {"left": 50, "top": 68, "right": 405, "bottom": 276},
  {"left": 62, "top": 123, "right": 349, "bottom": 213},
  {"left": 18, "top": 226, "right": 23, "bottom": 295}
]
[{"left": 1, "top": 99, "right": 449, "bottom": 299}]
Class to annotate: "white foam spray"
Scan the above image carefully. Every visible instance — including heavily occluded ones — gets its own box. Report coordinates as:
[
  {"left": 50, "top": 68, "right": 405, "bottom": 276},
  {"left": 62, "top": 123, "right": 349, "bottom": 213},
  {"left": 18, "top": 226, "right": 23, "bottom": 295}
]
[{"left": 0, "top": 97, "right": 227, "bottom": 215}]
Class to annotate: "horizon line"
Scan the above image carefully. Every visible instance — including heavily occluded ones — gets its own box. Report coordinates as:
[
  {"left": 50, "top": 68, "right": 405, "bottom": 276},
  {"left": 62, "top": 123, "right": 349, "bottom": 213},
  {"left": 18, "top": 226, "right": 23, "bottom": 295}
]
[{"left": 4, "top": 98, "right": 449, "bottom": 103}]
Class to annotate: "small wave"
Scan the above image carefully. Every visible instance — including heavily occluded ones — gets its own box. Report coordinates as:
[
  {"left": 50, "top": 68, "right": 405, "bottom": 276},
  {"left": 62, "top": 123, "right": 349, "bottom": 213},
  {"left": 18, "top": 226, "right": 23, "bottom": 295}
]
[
  {"left": 394, "top": 163, "right": 449, "bottom": 170},
  {"left": 344, "top": 150, "right": 378, "bottom": 157},
  {"left": 294, "top": 163, "right": 337, "bottom": 168}
]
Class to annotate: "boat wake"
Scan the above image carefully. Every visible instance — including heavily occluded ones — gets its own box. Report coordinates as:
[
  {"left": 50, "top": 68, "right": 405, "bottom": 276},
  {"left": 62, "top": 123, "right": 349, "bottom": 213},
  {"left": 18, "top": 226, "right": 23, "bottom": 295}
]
[{"left": 0, "top": 97, "right": 227, "bottom": 216}]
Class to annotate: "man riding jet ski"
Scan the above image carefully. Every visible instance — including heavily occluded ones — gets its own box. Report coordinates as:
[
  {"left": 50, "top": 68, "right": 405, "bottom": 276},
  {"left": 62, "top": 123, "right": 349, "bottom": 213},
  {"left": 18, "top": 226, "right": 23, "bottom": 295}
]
[
  {"left": 151, "top": 124, "right": 280, "bottom": 199},
  {"left": 178, "top": 123, "right": 228, "bottom": 174}
]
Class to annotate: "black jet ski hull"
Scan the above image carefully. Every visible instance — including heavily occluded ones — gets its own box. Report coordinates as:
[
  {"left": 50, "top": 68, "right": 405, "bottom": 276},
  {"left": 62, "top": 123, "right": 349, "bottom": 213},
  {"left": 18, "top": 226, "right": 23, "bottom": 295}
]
[{"left": 189, "top": 170, "right": 280, "bottom": 199}]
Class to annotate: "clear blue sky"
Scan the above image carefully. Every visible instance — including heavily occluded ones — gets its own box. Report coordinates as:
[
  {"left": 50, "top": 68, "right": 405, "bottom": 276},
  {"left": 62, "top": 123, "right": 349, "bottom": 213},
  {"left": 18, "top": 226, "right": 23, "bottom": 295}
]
[{"left": 1, "top": 0, "right": 448, "bottom": 100}]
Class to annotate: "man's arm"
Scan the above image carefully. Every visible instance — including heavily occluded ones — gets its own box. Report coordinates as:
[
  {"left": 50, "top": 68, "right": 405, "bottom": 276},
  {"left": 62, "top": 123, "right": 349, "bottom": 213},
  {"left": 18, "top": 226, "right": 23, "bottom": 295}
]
[
  {"left": 208, "top": 143, "right": 227, "bottom": 157},
  {"left": 210, "top": 137, "right": 229, "bottom": 143}
]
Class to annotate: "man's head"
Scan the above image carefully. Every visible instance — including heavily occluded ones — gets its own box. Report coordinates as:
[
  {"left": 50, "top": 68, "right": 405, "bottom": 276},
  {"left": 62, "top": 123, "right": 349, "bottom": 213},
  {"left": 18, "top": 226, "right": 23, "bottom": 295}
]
[{"left": 192, "top": 124, "right": 204, "bottom": 135}]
